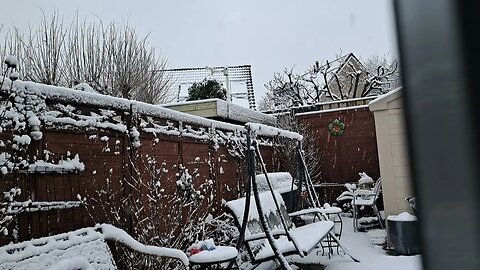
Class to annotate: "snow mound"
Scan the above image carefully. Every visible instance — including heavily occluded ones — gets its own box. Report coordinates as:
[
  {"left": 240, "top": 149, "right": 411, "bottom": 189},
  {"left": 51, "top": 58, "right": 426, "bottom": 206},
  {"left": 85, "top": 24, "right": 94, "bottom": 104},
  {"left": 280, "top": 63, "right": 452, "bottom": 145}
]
[
  {"left": 49, "top": 256, "right": 94, "bottom": 270},
  {"left": 73, "top": 83, "right": 98, "bottom": 94},
  {"left": 358, "top": 172, "right": 374, "bottom": 185},
  {"left": 255, "top": 172, "right": 297, "bottom": 194},
  {"left": 4, "top": 55, "right": 18, "bottom": 68},
  {"left": 188, "top": 246, "right": 238, "bottom": 264},
  {"left": 28, "top": 154, "right": 85, "bottom": 173},
  {"left": 387, "top": 212, "right": 417, "bottom": 222}
]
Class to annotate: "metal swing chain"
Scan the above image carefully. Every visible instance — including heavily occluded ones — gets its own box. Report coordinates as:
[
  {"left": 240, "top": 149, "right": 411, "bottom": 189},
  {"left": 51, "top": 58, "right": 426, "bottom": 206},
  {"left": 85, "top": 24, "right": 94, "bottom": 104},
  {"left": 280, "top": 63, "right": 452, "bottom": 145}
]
[
  {"left": 253, "top": 141, "right": 294, "bottom": 238},
  {"left": 298, "top": 142, "right": 321, "bottom": 209},
  {"left": 249, "top": 130, "right": 292, "bottom": 270}
]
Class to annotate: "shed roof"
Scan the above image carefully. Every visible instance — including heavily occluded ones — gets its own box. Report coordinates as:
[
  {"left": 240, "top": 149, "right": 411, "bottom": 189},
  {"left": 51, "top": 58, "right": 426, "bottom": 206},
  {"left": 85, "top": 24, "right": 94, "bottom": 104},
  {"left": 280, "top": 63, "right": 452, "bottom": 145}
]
[
  {"left": 161, "top": 99, "right": 277, "bottom": 125},
  {"left": 368, "top": 87, "right": 403, "bottom": 111}
]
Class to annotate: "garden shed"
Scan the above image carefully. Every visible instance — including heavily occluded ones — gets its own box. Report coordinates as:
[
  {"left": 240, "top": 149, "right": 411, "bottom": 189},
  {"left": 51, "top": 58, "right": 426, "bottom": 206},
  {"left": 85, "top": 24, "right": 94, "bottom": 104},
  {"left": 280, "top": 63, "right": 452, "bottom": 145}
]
[
  {"left": 162, "top": 99, "right": 277, "bottom": 125},
  {"left": 369, "top": 88, "right": 415, "bottom": 218}
]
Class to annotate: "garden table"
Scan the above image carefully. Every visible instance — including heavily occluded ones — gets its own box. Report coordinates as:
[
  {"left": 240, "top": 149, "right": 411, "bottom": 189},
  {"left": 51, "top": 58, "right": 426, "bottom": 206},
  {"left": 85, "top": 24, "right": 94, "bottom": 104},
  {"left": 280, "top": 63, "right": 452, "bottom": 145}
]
[{"left": 188, "top": 246, "right": 238, "bottom": 270}]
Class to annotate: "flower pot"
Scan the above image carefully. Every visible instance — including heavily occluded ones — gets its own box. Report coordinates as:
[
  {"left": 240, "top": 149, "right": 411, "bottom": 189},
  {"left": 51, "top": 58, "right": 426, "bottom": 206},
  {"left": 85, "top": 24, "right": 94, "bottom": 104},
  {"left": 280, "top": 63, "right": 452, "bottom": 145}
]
[{"left": 387, "top": 215, "right": 421, "bottom": 255}]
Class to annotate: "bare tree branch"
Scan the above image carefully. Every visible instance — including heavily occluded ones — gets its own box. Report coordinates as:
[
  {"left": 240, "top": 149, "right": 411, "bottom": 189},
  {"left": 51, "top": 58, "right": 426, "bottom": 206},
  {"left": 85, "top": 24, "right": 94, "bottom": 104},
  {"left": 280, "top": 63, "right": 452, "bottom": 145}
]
[
  {"left": 1, "top": 11, "right": 172, "bottom": 104},
  {"left": 260, "top": 53, "right": 401, "bottom": 111}
]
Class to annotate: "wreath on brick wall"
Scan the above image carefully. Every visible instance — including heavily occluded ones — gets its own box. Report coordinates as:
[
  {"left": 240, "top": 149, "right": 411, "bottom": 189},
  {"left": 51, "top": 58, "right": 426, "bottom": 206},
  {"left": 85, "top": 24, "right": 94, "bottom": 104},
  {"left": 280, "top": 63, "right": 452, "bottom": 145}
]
[{"left": 328, "top": 118, "right": 345, "bottom": 136}]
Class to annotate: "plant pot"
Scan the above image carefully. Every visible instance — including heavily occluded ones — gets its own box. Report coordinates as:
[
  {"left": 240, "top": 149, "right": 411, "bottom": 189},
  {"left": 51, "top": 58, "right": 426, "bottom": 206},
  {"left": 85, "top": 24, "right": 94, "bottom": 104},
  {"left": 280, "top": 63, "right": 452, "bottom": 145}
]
[{"left": 387, "top": 219, "right": 421, "bottom": 255}]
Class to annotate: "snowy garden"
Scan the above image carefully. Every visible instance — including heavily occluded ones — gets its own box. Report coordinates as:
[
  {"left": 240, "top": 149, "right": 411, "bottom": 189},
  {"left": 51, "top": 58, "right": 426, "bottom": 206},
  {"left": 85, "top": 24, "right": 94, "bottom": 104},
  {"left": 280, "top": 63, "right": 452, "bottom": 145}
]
[{"left": 0, "top": 52, "right": 423, "bottom": 270}]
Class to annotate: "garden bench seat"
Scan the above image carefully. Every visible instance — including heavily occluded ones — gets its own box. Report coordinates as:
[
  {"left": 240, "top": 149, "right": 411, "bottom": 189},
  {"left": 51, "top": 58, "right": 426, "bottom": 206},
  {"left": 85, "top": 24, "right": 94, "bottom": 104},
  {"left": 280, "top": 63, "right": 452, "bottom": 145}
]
[
  {"left": 225, "top": 190, "right": 334, "bottom": 264},
  {"left": 0, "top": 224, "right": 188, "bottom": 270}
]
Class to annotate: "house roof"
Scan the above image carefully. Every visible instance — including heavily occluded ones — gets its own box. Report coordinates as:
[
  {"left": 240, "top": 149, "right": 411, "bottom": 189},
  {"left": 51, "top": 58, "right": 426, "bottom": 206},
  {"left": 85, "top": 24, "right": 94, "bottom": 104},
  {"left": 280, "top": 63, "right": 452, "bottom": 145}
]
[{"left": 322, "top": 53, "right": 364, "bottom": 74}]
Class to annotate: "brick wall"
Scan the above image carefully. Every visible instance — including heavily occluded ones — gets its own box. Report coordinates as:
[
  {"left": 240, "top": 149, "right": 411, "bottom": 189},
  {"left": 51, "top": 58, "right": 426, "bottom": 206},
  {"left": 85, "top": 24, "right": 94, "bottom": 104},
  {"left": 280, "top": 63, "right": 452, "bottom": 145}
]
[{"left": 297, "top": 107, "right": 380, "bottom": 202}]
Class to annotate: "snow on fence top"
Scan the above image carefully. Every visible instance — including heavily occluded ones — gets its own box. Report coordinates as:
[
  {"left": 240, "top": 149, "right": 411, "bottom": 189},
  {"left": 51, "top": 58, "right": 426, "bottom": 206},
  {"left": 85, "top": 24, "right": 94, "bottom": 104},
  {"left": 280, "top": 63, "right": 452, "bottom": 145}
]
[
  {"left": 0, "top": 79, "right": 242, "bottom": 133},
  {"left": 0, "top": 78, "right": 299, "bottom": 140},
  {"left": 245, "top": 123, "right": 303, "bottom": 141}
]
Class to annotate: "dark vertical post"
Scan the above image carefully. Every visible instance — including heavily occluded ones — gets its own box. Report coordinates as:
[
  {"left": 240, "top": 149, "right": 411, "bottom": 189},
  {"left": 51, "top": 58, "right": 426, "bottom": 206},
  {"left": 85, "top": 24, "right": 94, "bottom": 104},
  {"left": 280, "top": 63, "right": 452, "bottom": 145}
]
[
  {"left": 235, "top": 127, "right": 253, "bottom": 252},
  {"left": 124, "top": 104, "right": 134, "bottom": 236},
  {"left": 248, "top": 128, "right": 291, "bottom": 270},
  {"left": 395, "top": 1, "right": 480, "bottom": 269},
  {"left": 295, "top": 141, "right": 305, "bottom": 211}
]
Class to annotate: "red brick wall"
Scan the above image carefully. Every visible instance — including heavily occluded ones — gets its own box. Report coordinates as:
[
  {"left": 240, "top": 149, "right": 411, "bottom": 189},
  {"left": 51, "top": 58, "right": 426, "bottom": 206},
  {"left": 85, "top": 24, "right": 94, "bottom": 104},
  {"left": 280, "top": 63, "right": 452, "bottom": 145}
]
[{"left": 297, "top": 107, "right": 380, "bottom": 184}]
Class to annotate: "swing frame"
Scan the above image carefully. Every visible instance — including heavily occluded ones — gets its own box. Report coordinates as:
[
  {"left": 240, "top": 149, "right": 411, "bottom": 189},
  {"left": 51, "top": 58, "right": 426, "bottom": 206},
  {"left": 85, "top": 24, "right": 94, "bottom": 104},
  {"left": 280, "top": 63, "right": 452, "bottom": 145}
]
[{"left": 226, "top": 123, "right": 358, "bottom": 270}]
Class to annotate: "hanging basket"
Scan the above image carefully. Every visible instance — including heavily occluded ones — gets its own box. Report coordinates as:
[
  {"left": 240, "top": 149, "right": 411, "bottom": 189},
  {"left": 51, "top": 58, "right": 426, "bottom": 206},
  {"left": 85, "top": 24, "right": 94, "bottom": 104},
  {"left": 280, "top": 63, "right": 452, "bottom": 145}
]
[{"left": 328, "top": 118, "right": 346, "bottom": 136}]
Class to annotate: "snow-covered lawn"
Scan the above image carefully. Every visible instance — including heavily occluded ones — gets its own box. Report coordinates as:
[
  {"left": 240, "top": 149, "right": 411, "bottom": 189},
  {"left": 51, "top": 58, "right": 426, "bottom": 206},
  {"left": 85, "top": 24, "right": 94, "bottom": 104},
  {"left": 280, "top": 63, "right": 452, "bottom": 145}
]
[{"left": 289, "top": 216, "right": 422, "bottom": 270}]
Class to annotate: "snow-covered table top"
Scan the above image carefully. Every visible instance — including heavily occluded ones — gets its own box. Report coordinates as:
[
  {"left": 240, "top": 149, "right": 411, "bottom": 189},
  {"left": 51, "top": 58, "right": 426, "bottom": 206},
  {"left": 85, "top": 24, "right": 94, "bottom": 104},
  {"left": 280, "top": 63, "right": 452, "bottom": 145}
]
[
  {"left": 291, "top": 206, "right": 342, "bottom": 216},
  {"left": 188, "top": 246, "right": 238, "bottom": 264},
  {"left": 318, "top": 206, "right": 342, "bottom": 214}
]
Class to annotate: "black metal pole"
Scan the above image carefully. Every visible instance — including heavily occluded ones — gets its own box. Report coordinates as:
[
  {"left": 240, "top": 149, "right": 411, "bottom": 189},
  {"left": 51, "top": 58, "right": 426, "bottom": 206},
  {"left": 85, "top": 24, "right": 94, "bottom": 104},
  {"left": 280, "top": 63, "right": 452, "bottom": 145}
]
[
  {"left": 248, "top": 127, "right": 291, "bottom": 270},
  {"left": 230, "top": 131, "right": 253, "bottom": 269}
]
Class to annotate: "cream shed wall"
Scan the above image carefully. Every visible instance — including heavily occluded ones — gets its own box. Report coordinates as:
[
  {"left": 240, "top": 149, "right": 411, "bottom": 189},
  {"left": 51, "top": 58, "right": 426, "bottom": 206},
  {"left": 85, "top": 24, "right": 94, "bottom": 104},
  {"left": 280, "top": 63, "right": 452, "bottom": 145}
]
[{"left": 369, "top": 88, "right": 414, "bottom": 218}]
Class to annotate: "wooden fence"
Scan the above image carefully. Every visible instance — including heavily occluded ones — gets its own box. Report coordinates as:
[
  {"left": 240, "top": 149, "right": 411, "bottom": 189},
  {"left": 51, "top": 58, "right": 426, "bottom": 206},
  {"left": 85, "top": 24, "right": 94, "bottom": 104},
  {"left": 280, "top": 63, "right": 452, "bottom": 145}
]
[{"left": 0, "top": 87, "right": 279, "bottom": 246}]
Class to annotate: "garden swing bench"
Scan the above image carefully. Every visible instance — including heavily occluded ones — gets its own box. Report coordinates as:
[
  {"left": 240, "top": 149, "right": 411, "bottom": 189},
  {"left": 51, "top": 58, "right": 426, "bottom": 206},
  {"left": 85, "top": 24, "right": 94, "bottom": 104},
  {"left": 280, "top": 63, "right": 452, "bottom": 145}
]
[{"left": 225, "top": 123, "right": 359, "bottom": 270}]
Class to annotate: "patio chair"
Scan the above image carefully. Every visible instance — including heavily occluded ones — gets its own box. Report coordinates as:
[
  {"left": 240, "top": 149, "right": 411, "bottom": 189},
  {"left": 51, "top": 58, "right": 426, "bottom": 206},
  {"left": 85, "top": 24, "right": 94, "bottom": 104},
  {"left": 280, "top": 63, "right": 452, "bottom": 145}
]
[{"left": 352, "top": 178, "right": 383, "bottom": 230}]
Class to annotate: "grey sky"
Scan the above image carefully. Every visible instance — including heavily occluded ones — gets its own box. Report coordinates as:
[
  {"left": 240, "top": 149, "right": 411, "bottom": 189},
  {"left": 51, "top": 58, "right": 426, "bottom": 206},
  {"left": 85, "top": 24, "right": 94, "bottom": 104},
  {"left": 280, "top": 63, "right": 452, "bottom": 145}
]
[{"left": 1, "top": 0, "right": 398, "bottom": 103}]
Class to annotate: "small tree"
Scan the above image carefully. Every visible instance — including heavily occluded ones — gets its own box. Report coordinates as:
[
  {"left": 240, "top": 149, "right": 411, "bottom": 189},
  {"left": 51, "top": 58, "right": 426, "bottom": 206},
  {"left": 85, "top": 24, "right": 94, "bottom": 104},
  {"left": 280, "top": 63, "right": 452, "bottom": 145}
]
[{"left": 187, "top": 79, "right": 227, "bottom": 101}]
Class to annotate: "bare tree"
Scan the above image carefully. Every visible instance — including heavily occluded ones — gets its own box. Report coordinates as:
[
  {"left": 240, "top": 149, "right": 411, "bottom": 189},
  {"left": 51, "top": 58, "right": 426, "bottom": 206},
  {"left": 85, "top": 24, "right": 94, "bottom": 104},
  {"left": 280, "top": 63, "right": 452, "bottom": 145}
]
[
  {"left": 262, "top": 68, "right": 309, "bottom": 110},
  {"left": 260, "top": 53, "right": 400, "bottom": 111},
  {"left": 363, "top": 54, "right": 401, "bottom": 92},
  {"left": 1, "top": 11, "right": 172, "bottom": 104},
  {"left": 274, "top": 115, "right": 322, "bottom": 185}
]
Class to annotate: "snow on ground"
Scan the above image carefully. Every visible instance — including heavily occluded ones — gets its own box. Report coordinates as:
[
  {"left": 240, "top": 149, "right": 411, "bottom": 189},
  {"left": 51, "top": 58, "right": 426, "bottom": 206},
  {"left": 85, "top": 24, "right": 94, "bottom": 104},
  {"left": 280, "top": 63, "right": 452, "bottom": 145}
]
[{"left": 290, "top": 216, "right": 422, "bottom": 270}]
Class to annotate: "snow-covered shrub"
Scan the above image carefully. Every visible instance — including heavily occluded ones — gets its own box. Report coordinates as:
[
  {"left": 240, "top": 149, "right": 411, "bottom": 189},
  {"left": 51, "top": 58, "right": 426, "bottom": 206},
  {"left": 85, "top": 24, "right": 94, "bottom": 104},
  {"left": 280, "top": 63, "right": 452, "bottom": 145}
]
[
  {"left": 0, "top": 56, "right": 47, "bottom": 175},
  {"left": 82, "top": 148, "right": 237, "bottom": 269},
  {"left": 0, "top": 188, "right": 22, "bottom": 236},
  {"left": 336, "top": 183, "right": 357, "bottom": 214},
  {"left": 129, "top": 127, "right": 141, "bottom": 148}
]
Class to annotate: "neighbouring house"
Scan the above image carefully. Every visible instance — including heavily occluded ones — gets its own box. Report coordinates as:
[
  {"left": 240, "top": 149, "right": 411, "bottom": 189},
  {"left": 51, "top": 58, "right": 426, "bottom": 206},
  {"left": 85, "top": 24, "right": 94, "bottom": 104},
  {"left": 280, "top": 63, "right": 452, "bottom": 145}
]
[
  {"left": 161, "top": 98, "right": 277, "bottom": 125},
  {"left": 320, "top": 53, "right": 371, "bottom": 100},
  {"left": 369, "top": 88, "right": 415, "bottom": 219}
]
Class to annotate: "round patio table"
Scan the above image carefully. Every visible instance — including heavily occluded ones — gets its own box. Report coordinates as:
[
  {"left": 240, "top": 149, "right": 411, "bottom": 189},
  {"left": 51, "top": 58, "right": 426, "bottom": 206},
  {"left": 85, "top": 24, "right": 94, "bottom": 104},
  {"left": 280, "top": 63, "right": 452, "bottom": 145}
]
[{"left": 188, "top": 246, "right": 239, "bottom": 270}]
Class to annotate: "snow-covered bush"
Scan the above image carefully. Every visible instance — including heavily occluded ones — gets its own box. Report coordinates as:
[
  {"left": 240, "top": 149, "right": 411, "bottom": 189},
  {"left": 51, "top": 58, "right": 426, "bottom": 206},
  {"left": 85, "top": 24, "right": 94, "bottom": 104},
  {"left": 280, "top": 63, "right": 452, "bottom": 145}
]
[
  {"left": 0, "top": 188, "right": 22, "bottom": 236},
  {"left": 83, "top": 149, "right": 237, "bottom": 269}
]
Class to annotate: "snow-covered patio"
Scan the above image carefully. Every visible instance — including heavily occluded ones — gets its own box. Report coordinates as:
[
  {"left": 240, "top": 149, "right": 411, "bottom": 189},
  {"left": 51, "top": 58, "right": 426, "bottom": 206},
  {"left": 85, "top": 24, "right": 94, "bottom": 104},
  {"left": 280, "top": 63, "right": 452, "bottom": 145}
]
[
  {"left": 284, "top": 216, "right": 422, "bottom": 270},
  {"left": 247, "top": 215, "right": 421, "bottom": 270}
]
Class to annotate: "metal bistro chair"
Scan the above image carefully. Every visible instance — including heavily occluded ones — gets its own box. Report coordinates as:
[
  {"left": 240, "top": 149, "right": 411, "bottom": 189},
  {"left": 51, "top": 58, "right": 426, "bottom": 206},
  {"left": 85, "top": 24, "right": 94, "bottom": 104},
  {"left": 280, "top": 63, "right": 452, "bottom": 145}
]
[{"left": 352, "top": 178, "right": 383, "bottom": 231}]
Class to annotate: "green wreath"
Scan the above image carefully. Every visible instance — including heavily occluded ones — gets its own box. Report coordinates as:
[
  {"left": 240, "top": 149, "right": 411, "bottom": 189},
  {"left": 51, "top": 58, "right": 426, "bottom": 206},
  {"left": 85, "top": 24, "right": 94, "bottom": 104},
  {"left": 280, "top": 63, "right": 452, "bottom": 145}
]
[{"left": 328, "top": 118, "right": 345, "bottom": 136}]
